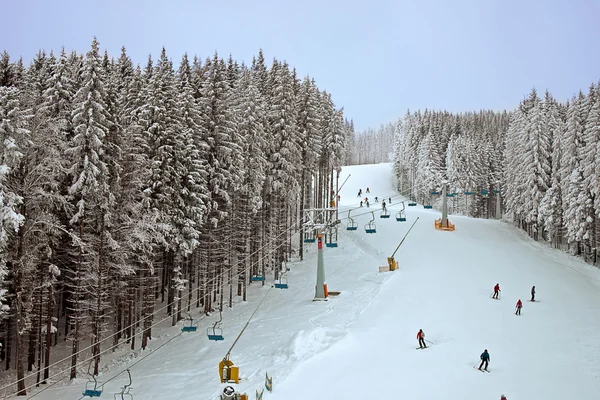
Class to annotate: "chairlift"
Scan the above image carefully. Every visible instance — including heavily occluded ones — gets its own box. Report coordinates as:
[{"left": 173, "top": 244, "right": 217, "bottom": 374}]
[
  {"left": 207, "top": 309, "right": 225, "bottom": 341},
  {"left": 113, "top": 369, "right": 133, "bottom": 400},
  {"left": 303, "top": 230, "right": 316, "bottom": 243},
  {"left": 464, "top": 191, "right": 475, "bottom": 195},
  {"left": 82, "top": 361, "right": 103, "bottom": 397},
  {"left": 275, "top": 262, "right": 289, "bottom": 289},
  {"left": 480, "top": 189, "right": 489, "bottom": 196},
  {"left": 250, "top": 274, "right": 265, "bottom": 282},
  {"left": 396, "top": 202, "right": 407, "bottom": 222},
  {"left": 380, "top": 208, "right": 391, "bottom": 218},
  {"left": 181, "top": 315, "right": 197, "bottom": 332},
  {"left": 346, "top": 210, "right": 358, "bottom": 231},
  {"left": 408, "top": 202, "right": 417, "bottom": 206},
  {"left": 365, "top": 212, "right": 377, "bottom": 233}
]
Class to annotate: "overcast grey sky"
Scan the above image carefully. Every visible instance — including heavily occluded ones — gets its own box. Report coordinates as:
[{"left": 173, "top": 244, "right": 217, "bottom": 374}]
[{"left": 2, "top": 0, "right": 599, "bottom": 130}]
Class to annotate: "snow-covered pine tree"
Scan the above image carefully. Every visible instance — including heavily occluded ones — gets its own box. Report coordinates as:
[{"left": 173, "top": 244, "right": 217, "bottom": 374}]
[
  {"left": 539, "top": 92, "right": 564, "bottom": 247},
  {"left": 231, "top": 67, "right": 267, "bottom": 298},
  {"left": 66, "top": 37, "right": 113, "bottom": 377},
  {"left": 296, "top": 76, "right": 321, "bottom": 259},
  {"left": 562, "top": 92, "right": 587, "bottom": 253},
  {"left": 0, "top": 85, "right": 31, "bottom": 394},
  {"left": 199, "top": 53, "right": 238, "bottom": 313},
  {"left": 523, "top": 89, "right": 551, "bottom": 239},
  {"left": 268, "top": 61, "right": 300, "bottom": 271}
]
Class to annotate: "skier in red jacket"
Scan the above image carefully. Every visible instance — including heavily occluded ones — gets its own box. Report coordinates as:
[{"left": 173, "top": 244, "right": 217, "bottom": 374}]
[
  {"left": 492, "top": 283, "right": 500, "bottom": 299},
  {"left": 417, "top": 329, "right": 427, "bottom": 348},
  {"left": 515, "top": 299, "right": 522, "bottom": 315}
]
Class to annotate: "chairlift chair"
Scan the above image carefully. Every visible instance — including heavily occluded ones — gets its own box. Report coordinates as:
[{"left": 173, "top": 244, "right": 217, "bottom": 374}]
[
  {"left": 181, "top": 315, "right": 197, "bottom": 332},
  {"left": 303, "top": 231, "right": 316, "bottom": 243},
  {"left": 113, "top": 369, "right": 133, "bottom": 400},
  {"left": 380, "top": 208, "right": 391, "bottom": 218},
  {"left": 207, "top": 324, "right": 224, "bottom": 341},
  {"left": 251, "top": 275, "right": 265, "bottom": 282},
  {"left": 365, "top": 212, "right": 377, "bottom": 233},
  {"left": 275, "top": 262, "right": 290, "bottom": 289},
  {"left": 396, "top": 202, "right": 407, "bottom": 222},
  {"left": 346, "top": 210, "right": 358, "bottom": 230},
  {"left": 83, "top": 361, "right": 103, "bottom": 397},
  {"left": 207, "top": 309, "right": 225, "bottom": 341}
]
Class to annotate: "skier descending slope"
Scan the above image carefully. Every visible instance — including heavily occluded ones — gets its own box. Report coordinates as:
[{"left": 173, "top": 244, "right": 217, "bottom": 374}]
[
  {"left": 492, "top": 283, "right": 501, "bottom": 299},
  {"left": 500, "top": 395, "right": 507, "bottom": 400},
  {"left": 416, "top": 329, "right": 427, "bottom": 349},
  {"left": 530, "top": 285, "right": 535, "bottom": 301},
  {"left": 515, "top": 299, "right": 523, "bottom": 315},
  {"left": 478, "top": 349, "right": 490, "bottom": 371}
]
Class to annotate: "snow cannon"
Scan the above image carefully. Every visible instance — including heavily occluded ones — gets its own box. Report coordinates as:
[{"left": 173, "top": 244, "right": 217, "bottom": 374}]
[
  {"left": 379, "top": 257, "right": 398, "bottom": 272},
  {"left": 219, "top": 358, "right": 239, "bottom": 384}
]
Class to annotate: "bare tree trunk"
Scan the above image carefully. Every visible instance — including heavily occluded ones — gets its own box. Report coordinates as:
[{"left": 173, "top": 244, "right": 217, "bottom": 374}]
[{"left": 43, "top": 283, "right": 53, "bottom": 383}]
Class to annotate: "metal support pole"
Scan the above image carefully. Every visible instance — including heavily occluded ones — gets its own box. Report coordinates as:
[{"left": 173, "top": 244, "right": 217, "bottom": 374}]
[
  {"left": 441, "top": 181, "right": 449, "bottom": 228},
  {"left": 495, "top": 181, "right": 502, "bottom": 220},
  {"left": 314, "top": 234, "right": 328, "bottom": 300}
]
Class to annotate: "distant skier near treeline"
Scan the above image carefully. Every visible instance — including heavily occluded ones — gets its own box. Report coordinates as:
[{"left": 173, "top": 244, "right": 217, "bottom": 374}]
[{"left": 530, "top": 286, "right": 535, "bottom": 302}]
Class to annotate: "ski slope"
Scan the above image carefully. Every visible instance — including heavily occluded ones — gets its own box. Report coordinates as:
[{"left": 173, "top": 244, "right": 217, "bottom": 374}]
[{"left": 16, "top": 163, "right": 600, "bottom": 400}]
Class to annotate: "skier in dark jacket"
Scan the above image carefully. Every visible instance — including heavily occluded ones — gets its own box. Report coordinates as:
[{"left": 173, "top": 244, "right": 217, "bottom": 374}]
[
  {"left": 479, "top": 349, "right": 490, "bottom": 371},
  {"left": 530, "top": 286, "right": 535, "bottom": 302}
]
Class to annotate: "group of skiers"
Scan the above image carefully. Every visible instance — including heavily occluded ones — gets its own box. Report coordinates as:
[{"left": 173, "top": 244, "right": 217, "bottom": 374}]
[
  {"left": 357, "top": 188, "right": 394, "bottom": 212},
  {"left": 492, "top": 283, "right": 536, "bottom": 315}
]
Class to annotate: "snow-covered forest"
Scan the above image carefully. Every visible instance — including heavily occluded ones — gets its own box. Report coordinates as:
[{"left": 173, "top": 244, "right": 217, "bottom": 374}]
[
  {"left": 0, "top": 38, "right": 351, "bottom": 395},
  {"left": 390, "top": 87, "right": 600, "bottom": 265}
]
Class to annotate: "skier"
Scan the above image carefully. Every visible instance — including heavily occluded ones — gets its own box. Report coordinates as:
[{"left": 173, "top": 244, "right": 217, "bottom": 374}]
[
  {"left": 478, "top": 349, "right": 490, "bottom": 371},
  {"left": 375, "top": 196, "right": 379, "bottom": 202},
  {"left": 417, "top": 329, "right": 427, "bottom": 348},
  {"left": 492, "top": 283, "right": 500, "bottom": 299},
  {"left": 366, "top": 187, "right": 370, "bottom": 193},
  {"left": 366, "top": 200, "right": 370, "bottom": 207},
  {"left": 500, "top": 395, "right": 507, "bottom": 400},
  {"left": 358, "top": 189, "right": 362, "bottom": 197},
  {"left": 382, "top": 200, "right": 387, "bottom": 212},
  {"left": 389, "top": 197, "right": 392, "bottom": 203},
  {"left": 515, "top": 299, "right": 522, "bottom": 315},
  {"left": 360, "top": 201, "right": 363, "bottom": 207},
  {"left": 530, "top": 285, "right": 535, "bottom": 302}
]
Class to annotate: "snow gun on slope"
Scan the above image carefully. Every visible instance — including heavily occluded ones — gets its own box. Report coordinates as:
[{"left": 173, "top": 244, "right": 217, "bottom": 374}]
[{"left": 379, "top": 217, "right": 419, "bottom": 272}]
